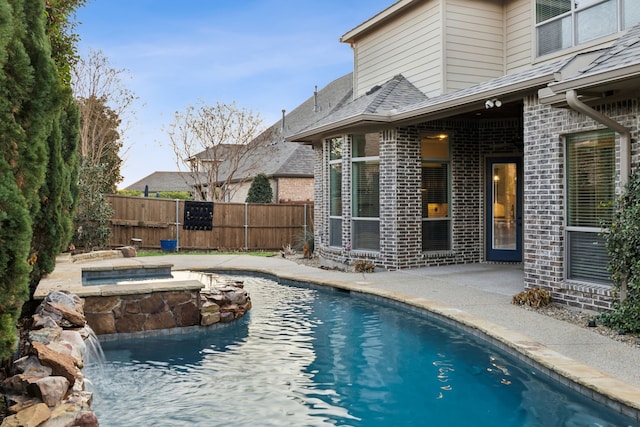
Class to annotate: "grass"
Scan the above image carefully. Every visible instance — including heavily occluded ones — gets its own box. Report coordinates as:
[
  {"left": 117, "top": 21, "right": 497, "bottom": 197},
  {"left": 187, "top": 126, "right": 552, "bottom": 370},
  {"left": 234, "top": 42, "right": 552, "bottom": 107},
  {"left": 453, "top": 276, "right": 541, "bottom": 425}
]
[{"left": 137, "top": 250, "right": 278, "bottom": 257}]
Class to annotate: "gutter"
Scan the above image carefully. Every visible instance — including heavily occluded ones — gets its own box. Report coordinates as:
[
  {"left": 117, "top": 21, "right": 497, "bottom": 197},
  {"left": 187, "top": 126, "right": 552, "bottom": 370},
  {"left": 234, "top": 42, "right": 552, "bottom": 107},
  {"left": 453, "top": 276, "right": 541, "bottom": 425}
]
[{"left": 565, "top": 89, "right": 631, "bottom": 186}]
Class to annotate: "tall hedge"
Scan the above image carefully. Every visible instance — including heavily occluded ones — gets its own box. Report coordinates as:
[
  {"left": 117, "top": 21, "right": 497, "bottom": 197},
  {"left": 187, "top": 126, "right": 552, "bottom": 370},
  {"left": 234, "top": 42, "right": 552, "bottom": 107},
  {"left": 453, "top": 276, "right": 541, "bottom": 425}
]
[
  {"left": 0, "top": 0, "right": 81, "bottom": 361},
  {"left": 29, "top": 92, "right": 80, "bottom": 294}
]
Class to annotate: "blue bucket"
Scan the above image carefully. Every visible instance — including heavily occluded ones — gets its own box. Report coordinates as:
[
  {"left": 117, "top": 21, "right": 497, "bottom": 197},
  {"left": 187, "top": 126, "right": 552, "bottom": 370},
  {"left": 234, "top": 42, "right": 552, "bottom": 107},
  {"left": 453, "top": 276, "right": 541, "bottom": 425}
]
[{"left": 160, "top": 239, "right": 177, "bottom": 252}]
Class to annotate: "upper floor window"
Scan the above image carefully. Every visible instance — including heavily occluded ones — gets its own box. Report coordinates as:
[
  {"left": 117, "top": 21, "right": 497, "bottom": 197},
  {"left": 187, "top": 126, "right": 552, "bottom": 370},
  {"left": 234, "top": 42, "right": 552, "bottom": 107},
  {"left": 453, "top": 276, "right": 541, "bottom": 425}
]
[{"left": 536, "top": 0, "right": 640, "bottom": 56}]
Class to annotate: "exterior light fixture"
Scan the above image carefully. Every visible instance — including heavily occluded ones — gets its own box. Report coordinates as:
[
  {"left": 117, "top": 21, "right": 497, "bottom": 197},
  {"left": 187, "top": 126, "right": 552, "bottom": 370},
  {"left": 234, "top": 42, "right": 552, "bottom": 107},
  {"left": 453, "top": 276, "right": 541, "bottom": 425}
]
[{"left": 485, "top": 98, "right": 502, "bottom": 109}]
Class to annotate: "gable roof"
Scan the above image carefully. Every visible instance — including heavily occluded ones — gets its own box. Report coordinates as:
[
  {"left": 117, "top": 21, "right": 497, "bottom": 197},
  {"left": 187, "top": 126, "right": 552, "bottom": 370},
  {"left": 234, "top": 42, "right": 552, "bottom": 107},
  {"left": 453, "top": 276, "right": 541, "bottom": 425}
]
[
  {"left": 289, "top": 59, "right": 568, "bottom": 142},
  {"left": 124, "top": 171, "right": 201, "bottom": 193}
]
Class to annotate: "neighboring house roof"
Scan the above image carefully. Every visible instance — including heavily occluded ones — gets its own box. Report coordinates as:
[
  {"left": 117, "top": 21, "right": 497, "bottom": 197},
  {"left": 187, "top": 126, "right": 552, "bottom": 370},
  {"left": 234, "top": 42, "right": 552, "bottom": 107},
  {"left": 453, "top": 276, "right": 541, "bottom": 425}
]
[
  {"left": 124, "top": 171, "right": 200, "bottom": 193},
  {"left": 225, "top": 141, "right": 315, "bottom": 184},
  {"left": 195, "top": 73, "right": 354, "bottom": 183}
]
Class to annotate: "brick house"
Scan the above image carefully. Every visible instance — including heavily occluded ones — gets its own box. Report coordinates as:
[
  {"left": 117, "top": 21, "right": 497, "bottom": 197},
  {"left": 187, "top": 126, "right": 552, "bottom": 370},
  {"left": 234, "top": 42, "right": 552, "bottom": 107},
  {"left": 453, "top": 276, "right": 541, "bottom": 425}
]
[{"left": 289, "top": 0, "right": 640, "bottom": 311}]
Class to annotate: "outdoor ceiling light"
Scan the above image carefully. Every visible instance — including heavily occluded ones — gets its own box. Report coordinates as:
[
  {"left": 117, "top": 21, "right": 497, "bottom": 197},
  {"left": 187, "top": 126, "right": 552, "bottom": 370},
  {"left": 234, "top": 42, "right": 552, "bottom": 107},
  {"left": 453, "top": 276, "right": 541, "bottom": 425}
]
[{"left": 485, "top": 98, "right": 502, "bottom": 109}]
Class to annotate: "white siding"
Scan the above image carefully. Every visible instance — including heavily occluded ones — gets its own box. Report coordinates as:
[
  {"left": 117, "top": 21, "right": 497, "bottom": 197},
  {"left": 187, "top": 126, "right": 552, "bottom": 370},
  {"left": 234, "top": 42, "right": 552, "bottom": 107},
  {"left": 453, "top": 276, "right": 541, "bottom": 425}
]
[
  {"left": 505, "top": 0, "right": 533, "bottom": 73},
  {"left": 444, "top": 0, "right": 505, "bottom": 92},
  {"left": 353, "top": 0, "right": 442, "bottom": 98}
]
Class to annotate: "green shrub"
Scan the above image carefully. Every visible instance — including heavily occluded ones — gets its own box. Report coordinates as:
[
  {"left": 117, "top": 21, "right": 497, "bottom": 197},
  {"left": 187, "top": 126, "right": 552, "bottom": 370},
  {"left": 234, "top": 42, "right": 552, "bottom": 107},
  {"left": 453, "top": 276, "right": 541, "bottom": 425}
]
[
  {"left": 599, "top": 170, "right": 640, "bottom": 333},
  {"left": 246, "top": 173, "right": 273, "bottom": 203}
]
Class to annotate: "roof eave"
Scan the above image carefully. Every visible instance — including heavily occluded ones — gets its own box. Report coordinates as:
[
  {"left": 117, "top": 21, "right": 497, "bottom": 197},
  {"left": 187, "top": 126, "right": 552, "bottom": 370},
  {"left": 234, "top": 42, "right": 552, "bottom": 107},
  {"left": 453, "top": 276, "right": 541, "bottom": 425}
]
[
  {"left": 290, "top": 73, "right": 558, "bottom": 142},
  {"left": 289, "top": 113, "right": 393, "bottom": 142},
  {"left": 547, "top": 63, "right": 640, "bottom": 93},
  {"left": 340, "top": 0, "right": 420, "bottom": 44}
]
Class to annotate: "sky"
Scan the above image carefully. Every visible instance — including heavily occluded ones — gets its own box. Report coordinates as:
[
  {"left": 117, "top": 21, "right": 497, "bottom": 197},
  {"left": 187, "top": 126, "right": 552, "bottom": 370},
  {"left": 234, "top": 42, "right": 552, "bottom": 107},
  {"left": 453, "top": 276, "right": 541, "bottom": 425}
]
[{"left": 75, "top": 0, "right": 394, "bottom": 188}]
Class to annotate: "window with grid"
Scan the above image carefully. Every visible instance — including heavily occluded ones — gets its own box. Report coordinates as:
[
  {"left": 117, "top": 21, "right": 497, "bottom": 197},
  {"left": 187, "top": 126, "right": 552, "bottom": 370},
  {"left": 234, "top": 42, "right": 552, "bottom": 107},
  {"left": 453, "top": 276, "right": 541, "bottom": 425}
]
[
  {"left": 536, "top": 0, "right": 640, "bottom": 56},
  {"left": 352, "top": 133, "right": 380, "bottom": 251},
  {"left": 566, "top": 130, "right": 615, "bottom": 284},
  {"left": 421, "top": 134, "right": 451, "bottom": 251},
  {"left": 328, "top": 137, "right": 343, "bottom": 247}
]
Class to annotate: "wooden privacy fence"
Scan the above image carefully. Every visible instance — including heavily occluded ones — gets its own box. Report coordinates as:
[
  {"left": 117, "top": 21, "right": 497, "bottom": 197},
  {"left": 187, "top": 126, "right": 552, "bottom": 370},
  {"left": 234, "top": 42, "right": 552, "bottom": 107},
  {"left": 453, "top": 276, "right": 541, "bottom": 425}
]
[{"left": 106, "top": 195, "right": 313, "bottom": 251}]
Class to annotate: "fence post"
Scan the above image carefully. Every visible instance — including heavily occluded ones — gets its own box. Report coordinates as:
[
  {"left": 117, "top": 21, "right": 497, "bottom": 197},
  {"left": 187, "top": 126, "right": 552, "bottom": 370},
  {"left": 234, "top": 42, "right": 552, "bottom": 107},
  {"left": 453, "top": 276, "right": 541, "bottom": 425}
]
[
  {"left": 244, "top": 203, "right": 248, "bottom": 251},
  {"left": 175, "top": 199, "right": 180, "bottom": 251},
  {"left": 303, "top": 204, "right": 307, "bottom": 237}
]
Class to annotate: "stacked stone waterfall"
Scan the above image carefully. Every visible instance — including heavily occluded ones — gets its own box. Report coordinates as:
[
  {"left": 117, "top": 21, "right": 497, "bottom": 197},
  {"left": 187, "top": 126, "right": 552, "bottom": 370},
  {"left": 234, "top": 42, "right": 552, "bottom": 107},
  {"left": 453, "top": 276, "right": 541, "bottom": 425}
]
[
  {"left": 2, "top": 292, "right": 99, "bottom": 427},
  {"left": 200, "top": 278, "right": 252, "bottom": 326}
]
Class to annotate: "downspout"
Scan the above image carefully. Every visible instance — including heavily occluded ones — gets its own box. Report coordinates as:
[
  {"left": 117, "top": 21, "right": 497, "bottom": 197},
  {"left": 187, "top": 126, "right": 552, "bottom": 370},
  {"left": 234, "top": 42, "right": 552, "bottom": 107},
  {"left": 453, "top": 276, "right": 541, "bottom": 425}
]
[
  {"left": 565, "top": 89, "right": 631, "bottom": 186},
  {"left": 565, "top": 89, "right": 631, "bottom": 301}
]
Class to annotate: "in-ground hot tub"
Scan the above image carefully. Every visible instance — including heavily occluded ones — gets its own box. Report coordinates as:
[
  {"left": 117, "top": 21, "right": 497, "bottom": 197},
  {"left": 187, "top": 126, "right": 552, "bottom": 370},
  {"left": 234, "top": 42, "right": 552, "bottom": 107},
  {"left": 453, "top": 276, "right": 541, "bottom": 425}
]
[{"left": 82, "top": 264, "right": 173, "bottom": 286}]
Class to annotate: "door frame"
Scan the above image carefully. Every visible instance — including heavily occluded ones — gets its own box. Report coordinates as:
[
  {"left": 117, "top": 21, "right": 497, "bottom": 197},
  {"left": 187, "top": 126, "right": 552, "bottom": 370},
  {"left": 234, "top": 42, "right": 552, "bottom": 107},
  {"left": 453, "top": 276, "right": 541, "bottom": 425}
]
[{"left": 485, "top": 156, "right": 523, "bottom": 262}]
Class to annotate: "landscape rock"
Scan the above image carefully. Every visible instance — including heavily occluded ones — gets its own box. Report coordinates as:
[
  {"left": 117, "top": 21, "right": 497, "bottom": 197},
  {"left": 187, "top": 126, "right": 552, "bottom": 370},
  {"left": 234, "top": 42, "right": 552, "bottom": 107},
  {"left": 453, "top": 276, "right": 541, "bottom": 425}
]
[
  {"left": 201, "top": 312, "right": 221, "bottom": 326},
  {"left": 0, "top": 402, "right": 51, "bottom": 427},
  {"left": 118, "top": 246, "right": 137, "bottom": 258},
  {"left": 31, "top": 376, "right": 70, "bottom": 407},
  {"left": 30, "top": 342, "right": 78, "bottom": 387},
  {"left": 13, "top": 355, "right": 53, "bottom": 377}
]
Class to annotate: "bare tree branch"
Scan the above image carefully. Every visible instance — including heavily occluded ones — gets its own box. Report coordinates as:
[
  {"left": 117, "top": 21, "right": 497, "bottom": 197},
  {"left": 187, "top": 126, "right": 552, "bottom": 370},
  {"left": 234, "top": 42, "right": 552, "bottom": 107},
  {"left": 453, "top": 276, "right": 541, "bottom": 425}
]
[
  {"left": 71, "top": 49, "right": 138, "bottom": 183},
  {"left": 167, "top": 100, "right": 268, "bottom": 201}
]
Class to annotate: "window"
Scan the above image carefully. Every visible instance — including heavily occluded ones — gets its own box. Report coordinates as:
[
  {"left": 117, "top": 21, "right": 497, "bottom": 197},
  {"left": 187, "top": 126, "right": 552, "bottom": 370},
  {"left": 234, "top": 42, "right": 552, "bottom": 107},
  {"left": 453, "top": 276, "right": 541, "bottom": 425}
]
[
  {"left": 566, "top": 130, "right": 615, "bottom": 283},
  {"left": 352, "top": 133, "right": 380, "bottom": 251},
  {"left": 421, "top": 134, "right": 451, "bottom": 251},
  {"left": 328, "top": 137, "right": 343, "bottom": 247},
  {"left": 536, "top": 0, "right": 640, "bottom": 56}
]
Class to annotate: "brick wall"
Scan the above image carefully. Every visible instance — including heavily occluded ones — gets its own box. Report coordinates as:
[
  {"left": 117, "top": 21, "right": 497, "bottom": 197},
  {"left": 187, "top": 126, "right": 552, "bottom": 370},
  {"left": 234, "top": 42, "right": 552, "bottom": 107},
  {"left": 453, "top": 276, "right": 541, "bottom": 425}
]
[
  {"left": 314, "top": 118, "right": 521, "bottom": 270},
  {"left": 523, "top": 95, "right": 639, "bottom": 311},
  {"left": 277, "top": 177, "right": 314, "bottom": 203}
]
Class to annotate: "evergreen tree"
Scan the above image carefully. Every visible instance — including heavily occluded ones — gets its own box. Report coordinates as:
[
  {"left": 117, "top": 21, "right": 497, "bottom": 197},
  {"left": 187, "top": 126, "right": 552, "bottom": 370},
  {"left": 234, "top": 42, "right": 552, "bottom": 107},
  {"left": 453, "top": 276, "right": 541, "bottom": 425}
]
[
  {"left": 0, "top": 0, "right": 83, "bottom": 360},
  {"left": 246, "top": 173, "right": 273, "bottom": 203},
  {"left": 29, "top": 93, "right": 80, "bottom": 294},
  {"left": 0, "top": 0, "right": 43, "bottom": 361}
]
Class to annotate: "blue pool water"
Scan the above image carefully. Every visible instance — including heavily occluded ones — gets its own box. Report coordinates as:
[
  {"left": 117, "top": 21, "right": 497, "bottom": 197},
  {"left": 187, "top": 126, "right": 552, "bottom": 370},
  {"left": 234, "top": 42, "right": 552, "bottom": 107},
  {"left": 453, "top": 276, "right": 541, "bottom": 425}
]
[{"left": 86, "top": 276, "right": 636, "bottom": 426}]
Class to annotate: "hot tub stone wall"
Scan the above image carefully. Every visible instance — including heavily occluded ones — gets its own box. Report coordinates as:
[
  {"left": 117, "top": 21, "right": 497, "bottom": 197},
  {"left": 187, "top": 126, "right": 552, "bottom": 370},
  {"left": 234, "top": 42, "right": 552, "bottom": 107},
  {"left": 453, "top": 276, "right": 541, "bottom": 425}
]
[
  {"left": 84, "top": 290, "right": 201, "bottom": 335},
  {"left": 83, "top": 280, "right": 251, "bottom": 335}
]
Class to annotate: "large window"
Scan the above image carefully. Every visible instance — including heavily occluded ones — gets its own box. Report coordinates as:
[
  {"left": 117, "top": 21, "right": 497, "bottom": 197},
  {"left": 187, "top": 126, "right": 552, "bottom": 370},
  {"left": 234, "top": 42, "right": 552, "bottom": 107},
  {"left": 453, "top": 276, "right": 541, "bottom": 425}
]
[
  {"left": 328, "top": 137, "right": 343, "bottom": 247},
  {"left": 536, "top": 0, "right": 640, "bottom": 56},
  {"left": 566, "top": 130, "right": 615, "bottom": 284},
  {"left": 352, "top": 133, "right": 380, "bottom": 251},
  {"left": 421, "top": 134, "right": 451, "bottom": 251}
]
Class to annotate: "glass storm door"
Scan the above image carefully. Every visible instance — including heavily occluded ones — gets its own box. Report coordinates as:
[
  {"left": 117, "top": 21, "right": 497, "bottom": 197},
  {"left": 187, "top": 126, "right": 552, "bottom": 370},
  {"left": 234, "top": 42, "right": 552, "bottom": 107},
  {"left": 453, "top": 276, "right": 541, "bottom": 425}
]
[{"left": 486, "top": 158, "right": 522, "bottom": 262}]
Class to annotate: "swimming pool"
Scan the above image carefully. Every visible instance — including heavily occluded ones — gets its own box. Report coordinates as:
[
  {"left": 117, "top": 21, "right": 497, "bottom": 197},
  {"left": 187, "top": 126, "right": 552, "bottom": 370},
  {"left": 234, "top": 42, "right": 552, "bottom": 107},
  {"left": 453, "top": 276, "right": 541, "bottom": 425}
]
[{"left": 86, "top": 276, "right": 636, "bottom": 426}]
